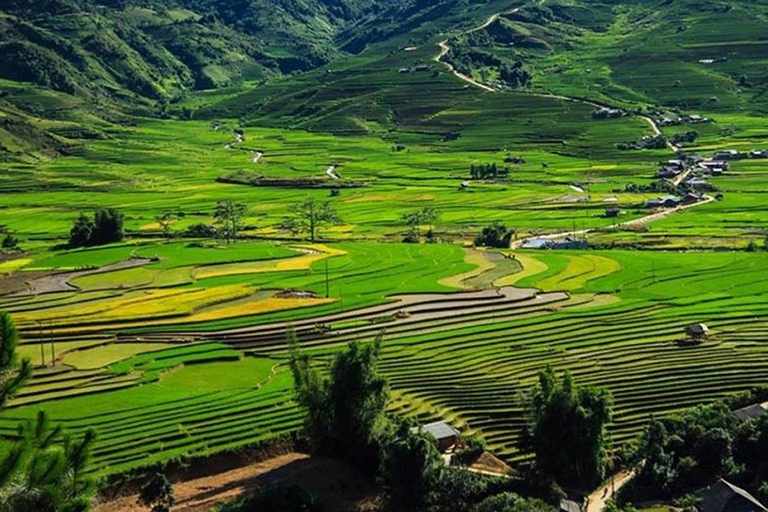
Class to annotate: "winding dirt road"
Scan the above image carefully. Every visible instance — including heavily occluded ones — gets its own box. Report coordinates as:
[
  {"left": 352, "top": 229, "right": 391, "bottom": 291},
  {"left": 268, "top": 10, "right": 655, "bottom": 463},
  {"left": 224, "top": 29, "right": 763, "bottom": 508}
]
[
  {"left": 9, "top": 258, "right": 153, "bottom": 297},
  {"left": 434, "top": 0, "right": 675, "bottom": 151}
]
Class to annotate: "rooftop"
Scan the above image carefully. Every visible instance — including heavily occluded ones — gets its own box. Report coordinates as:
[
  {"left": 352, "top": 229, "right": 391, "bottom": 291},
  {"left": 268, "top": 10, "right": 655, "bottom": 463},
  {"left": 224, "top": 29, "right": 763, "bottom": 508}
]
[{"left": 412, "top": 421, "right": 460, "bottom": 441}]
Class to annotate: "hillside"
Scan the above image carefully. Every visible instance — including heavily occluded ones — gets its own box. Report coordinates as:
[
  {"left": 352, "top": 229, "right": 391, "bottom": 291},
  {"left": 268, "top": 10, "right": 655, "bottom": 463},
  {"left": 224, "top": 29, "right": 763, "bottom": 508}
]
[
  {"left": 444, "top": 0, "right": 768, "bottom": 113},
  {"left": 209, "top": 0, "right": 768, "bottom": 136}
]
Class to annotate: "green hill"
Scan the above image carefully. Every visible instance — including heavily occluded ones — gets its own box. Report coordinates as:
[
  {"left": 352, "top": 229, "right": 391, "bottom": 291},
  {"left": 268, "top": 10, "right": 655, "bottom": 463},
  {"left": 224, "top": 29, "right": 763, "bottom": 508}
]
[{"left": 4, "top": 0, "right": 768, "bottom": 160}]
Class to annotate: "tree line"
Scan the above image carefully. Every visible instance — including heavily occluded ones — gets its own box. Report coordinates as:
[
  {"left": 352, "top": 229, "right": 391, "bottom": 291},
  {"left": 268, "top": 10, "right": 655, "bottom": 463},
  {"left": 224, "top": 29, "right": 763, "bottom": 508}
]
[{"left": 268, "top": 331, "right": 613, "bottom": 511}]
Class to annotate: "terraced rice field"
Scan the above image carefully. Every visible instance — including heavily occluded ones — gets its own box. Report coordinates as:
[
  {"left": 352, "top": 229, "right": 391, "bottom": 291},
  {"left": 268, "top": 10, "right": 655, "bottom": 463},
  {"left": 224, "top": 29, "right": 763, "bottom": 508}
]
[{"left": 2, "top": 243, "right": 767, "bottom": 475}]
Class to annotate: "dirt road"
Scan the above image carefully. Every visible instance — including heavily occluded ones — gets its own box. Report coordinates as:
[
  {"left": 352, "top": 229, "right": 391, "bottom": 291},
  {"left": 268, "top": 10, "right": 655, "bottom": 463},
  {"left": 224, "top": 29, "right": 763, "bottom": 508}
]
[
  {"left": 586, "top": 469, "right": 635, "bottom": 512},
  {"left": 9, "top": 258, "right": 153, "bottom": 296},
  {"left": 511, "top": 195, "right": 715, "bottom": 249}
]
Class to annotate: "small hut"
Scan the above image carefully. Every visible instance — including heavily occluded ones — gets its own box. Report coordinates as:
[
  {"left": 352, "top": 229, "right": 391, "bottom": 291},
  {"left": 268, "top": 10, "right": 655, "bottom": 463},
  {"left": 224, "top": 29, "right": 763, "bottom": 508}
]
[{"left": 685, "top": 323, "right": 710, "bottom": 342}]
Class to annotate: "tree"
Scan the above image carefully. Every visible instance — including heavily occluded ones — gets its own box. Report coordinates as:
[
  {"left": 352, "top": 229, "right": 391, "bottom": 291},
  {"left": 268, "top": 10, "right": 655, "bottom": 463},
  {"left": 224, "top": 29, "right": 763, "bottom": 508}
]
[
  {"left": 214, "top": 201, "right": 246, "bottom": 244},
  {"left": 475, "top": 221, "right": 514, "bottom": 248},
  {"left": 381, "top": 422, "right": 443, "bottom": 510},
  {"left": 1, "top": 233, "right": 19, "bottom": 251},
  {"left": 473, "top": 492, "right": 552, "bottom": 512},
  {"left": 91, "top": 208, "right": 124, "bottom": 245},
  {"left": 69, "top": 209, "right": 124, "bottom": 248},
  {"left": 0, "top": 412, "right": 97, "bottom": 512},
  {"left": 520, "top": 367, "right": 613, "bottom": 487},
  {"left": 402, "top": 211, "right": 423, "bottom": 243},
  {"left": 68, "top": 214, "right": 94, "bottom": 248},
  {"left": 0, "top": 312, "right": 32, "bottom": 410},
  {"left": 155, "top": 210, "right": 185, "bottom": 240},
  {"left": 402, "top": 207, "right": 441, "bottom": 243},
  {"left": 0, "top": 313, "right": 95, "bottom": 511},
  {"left": 289, "top": 330, "right": 388, "bottom": 474},
  {"left": 282, "top": 198, "right": 342, "bottom": 243},
  {"left": 138, "top": 472, "right": 175, "bottom": 512}
]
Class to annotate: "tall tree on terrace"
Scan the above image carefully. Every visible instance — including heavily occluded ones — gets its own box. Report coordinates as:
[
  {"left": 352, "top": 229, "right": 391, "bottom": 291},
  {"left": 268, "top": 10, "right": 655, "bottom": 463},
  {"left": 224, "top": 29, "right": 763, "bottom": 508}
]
[
  {"left": 281, "top": 197, "right": 342, "bottom": 243},
  {"left": 520, "top": 366, "right": 613, "bottom": 487},
  {"left": 155, "top": 210, "right": 185, "bottom": 241},
  {"left": 289, "top": 330, "right": 388, "bottom": 474},
  {"left": 214, "top": 201, "right": 246, "bottom": 244}
]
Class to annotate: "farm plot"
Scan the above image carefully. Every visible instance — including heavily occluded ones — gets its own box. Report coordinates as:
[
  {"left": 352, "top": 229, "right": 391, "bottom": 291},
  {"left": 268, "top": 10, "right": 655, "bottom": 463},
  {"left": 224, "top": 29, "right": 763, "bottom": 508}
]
[{"left": 2, "top": 246, "right": 768, "bottom": 476}]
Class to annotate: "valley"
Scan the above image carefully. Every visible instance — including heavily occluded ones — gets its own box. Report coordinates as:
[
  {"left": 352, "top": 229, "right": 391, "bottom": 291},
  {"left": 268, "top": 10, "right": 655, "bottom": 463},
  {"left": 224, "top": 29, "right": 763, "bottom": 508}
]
[{"left": 1, "top": 0, "right": 768, "bottom": 510}]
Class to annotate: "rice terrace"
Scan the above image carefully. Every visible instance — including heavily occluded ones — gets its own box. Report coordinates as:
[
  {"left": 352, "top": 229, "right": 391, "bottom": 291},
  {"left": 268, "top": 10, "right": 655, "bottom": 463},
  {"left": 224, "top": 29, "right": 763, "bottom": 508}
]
[{"left": 1, "top": 0, "right": 768, "bottom": 510}]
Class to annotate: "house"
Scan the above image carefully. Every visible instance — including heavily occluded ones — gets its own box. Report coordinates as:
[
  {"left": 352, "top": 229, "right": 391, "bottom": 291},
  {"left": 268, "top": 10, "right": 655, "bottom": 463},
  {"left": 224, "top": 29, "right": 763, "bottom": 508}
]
[
  {"left": 700, "top": 161, "right": 729, "bottom": 175},
  {"left": 733, "top": 403, "right": 768, "bottom": 422},
  {"left": 685, "top": 323, "right": 710, "bottom": 341},
  {"left": 398, "top": 67, "right": 411, "bottom": 74},
  {"left": 646, "top": 195, "right": 681, "bottom": 208},
  {"left": 414, "top": 64, "right": 430, "bottom": 72},
  {"left": 714, "top": 150, "right": 742, "bottom": 160},
  {"left": 658, "top": 167, "right": 681, "bottom": 179},
  {"left": 668, "top": 159, "right": 686, "bottom": 170},
  {"left": 646, "top": 198, "right": 665, "bottom": 208},
  {"left": 749, "top": 150, "right": 768, "bottom": 159},
  {"left": 412, "top": 421, "right": 460, "bottom": 452},
  {"left": 683, "top": 192, "right": 703, "bottom": 204},
  {"left": 605, "top": 205, "right": 621, "bottom": 218},
  {"left": 694, "top": 479, "right": 768, "bottom": 512},
  {"left": 687, "top": 177, "right": 710, "bottom": 189},
  {"left": 522, "top": 237, "right": 553, "bottom": 249},
  {"left": 550, "top": 236, "right": 588, "bottom": 250}
]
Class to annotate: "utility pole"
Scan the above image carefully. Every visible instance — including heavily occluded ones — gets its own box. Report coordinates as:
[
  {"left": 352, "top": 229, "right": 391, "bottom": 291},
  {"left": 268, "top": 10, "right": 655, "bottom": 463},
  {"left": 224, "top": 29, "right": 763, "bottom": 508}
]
[
  {"left": 49, "top": 320, "right": 55, "bottom": 366},
  {"left": 38, "top": 321, "right": 45, "bottom": 367},
  {"left": 325, "top": 259, "right": 330, "bottom": 299}
]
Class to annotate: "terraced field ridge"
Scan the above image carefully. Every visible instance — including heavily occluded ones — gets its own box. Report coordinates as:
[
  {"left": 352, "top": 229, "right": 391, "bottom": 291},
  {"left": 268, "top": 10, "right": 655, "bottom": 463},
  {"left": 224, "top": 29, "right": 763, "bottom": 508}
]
[{"left": 2, "top": 244, "right": 768, "bottom": 475}]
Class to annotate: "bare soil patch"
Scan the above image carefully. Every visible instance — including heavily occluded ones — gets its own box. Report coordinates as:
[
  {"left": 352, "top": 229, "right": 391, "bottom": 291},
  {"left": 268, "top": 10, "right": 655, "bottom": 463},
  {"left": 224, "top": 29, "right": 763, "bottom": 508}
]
[{"left": 93, "top": 453, "right": 380, "bottom": 512}]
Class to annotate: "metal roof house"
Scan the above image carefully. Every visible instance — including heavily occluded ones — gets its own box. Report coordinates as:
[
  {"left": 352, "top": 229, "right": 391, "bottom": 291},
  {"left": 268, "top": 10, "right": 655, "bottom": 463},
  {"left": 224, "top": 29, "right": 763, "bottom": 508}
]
[
  {"left": 411, "top": 421, "right": 460, "bottom": 452},
  {"left": 695, "top": 479, "right": 768, "bottom": 512},
  {"left": 522, "top": 237, "right": 553, "bottom": 249},
  {"left": 733, "top": 403, "right": 768, "bottom": 422}
]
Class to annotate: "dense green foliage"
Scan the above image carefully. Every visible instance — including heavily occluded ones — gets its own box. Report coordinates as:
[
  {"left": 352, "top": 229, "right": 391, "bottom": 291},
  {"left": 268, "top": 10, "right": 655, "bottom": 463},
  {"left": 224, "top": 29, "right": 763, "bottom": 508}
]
[
  {"left": 474, "top": 221, "right": 514, "bottom": 248},
  {"left": 381, "top": 422, "right": 443, "bottom": 509},
  {"left": 68, "top": 209, "right": 124, "bottom": 248},
  {"left": 290, "top": 331, "right": 388, "bottom": 474},
  {"left": 521, "top": 367, "right": 613, "bottom": 487},
  {"left": 625, "top": 400, "right": 768, "bottom": 501},
  {"left": 137, "top": 472, "right": 175, "bottom": 512}
]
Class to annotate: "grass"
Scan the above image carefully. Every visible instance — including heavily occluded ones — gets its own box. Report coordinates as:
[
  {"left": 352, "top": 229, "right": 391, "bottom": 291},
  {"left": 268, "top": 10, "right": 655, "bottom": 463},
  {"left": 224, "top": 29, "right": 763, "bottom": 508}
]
[{"left": 3, "top": 0, "right": 768, "bottom": 479}]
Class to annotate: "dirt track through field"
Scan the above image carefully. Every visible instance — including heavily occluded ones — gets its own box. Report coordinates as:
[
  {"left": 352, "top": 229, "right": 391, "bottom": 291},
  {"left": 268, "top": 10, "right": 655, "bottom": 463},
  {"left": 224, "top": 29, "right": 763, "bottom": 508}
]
[{"left": 9, "top": 258, "right": 153, "bottom": 297}]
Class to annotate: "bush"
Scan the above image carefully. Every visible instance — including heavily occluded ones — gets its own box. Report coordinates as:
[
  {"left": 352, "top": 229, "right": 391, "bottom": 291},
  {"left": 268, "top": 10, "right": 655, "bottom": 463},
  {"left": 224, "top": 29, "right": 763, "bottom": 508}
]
[
  {"left": 185, "top": 223, "right": 217, "bottom": 238},
  {"left": 473, "top": 492, "right": 552, "bottom": 512},
  {"left": 1, "top": 232, "right": 20, "bottom": 250},
  {"left": 475, "top": 221, "right": 514, "bottom": 248},
  {"left": 69, "top": 208, "right": 124, "bottom": 247},
  {"left": 454, "top": 436, "right": 485, "bottom": 466}
]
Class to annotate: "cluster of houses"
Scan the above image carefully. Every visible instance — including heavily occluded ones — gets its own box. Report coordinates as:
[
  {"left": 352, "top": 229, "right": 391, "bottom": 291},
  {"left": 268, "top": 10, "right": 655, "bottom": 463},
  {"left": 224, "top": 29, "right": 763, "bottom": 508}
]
[
  {"left": 592, "top": 106, "right": 627, "bottom": 119},
  {"left": 656, "top": 113, "right": 712, "bottom": 126},
  {"left": 521, "top": 236, "right": 589, "bottom": 250},
  {"left": 399, "top": 64, "right": 431, "bottom": 73}
]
